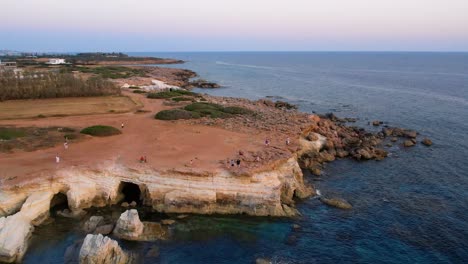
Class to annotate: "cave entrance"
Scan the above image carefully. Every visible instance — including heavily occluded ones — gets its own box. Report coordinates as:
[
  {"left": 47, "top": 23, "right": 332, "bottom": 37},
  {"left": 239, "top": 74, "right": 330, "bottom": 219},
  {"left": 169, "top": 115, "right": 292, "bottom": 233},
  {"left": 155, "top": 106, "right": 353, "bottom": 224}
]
[
  {"left": 50, "top": 192, "right": 69, "bottom": 214},
  {"left": 119, "top": 182, "right": 143, "bottom": 205}
]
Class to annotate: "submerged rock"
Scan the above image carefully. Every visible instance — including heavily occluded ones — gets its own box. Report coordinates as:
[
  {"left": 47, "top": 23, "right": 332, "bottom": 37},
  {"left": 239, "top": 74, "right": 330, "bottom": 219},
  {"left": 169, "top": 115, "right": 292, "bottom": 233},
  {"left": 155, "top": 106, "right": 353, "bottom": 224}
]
[
  {"left": 320, "top": 197, "right": 353, "bottom": 210},
  {"left": 256, "top": 258, "right": 272, "bottom": 264},
  {"left": 79, "top": 234, "right": 130, "bottom": 264},
  {"left": 421, "top": 138, "right": 433, "bottom": 146}
]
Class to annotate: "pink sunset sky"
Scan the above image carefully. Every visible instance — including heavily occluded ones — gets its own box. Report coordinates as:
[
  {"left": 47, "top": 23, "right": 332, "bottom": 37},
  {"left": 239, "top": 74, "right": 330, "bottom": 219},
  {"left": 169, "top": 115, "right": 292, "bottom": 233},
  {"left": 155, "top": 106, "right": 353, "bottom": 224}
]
[{"left": 1, "top": 0, "right": 467, "bottom": 52}]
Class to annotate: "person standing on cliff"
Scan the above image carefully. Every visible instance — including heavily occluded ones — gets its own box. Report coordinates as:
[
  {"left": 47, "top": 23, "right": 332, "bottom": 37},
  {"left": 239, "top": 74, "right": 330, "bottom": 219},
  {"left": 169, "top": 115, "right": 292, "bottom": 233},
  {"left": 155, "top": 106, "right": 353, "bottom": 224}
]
[
  {"left": 286, "top": 137, "right": 290, "bottom": 145},
  {"left": 236, "top": 159, "right": 241, "bottom": 167},
  {"left": 121, "top": 123, "right": 125, "bottom": 129},
  {"left": 55, "top": 154, "right": 60, "bottom": 163},
  {"left": 265, "top": 139, "right": 270, "bottom": 146}
]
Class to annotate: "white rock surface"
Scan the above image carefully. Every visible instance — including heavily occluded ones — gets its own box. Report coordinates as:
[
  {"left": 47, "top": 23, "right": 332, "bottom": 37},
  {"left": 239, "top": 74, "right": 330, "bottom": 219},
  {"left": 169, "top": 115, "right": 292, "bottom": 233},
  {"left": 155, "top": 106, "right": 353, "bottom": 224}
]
[
  {"left": 79, "top": 234, "right": 130, "bottom": 264},
  {"left": 113, "top": 209, "right": 144, "bottom": 240}
]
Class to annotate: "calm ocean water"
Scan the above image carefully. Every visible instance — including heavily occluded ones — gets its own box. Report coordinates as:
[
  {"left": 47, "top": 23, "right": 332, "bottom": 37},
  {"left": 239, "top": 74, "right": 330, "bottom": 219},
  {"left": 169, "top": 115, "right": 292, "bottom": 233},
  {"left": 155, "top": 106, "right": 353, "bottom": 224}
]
[{"left": 23, "top": 52, "right": 468, "bottom": 263}]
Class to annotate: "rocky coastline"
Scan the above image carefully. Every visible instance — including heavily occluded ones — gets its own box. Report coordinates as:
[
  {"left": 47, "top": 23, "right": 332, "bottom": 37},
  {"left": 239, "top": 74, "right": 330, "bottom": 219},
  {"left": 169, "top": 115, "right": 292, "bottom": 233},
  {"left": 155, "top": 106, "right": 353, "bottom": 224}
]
[{"left": 0, "top": 72, "right": 431, "bottom": 263}]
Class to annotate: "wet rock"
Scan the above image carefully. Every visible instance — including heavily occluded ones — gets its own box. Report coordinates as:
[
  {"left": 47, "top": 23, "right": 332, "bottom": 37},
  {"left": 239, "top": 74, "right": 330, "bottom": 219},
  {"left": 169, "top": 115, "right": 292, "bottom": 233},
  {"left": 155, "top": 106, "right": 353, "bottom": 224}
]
[
  {"left": 391, "top": 137, "right": 398, "bottom": 142},
  {"left": 320, "top": 197, "right": 352, "bottom": 210},
  {"left": 146, "top": 245, "right": 160, "bottom": 258},
  {"left": 310, "top": 167, "right": 321, "bottom": 176},
  {"left": 95, "top": 224, "right": 114, "bottom": 235},
  {"left": 0, "top": 214, "right": 34, "bottom": 263},
  {"left": 404, "top": 140, "right": 416, "bottom": 147},
  {"left": 83, "top": 216, "right": 104, "bottom": 233},
  {"left": 318, "top": 151, "right": 335, "bottom": 162},
  {"left": 121, "top": 202, "right": 129, "bottom": 208},
  {"left": 285, "top": 234, "right": 298, "bottom": 245},
  {"left": 79, "top": 234, "right": 130, "bottom": 264},
  {"left": 403, "top": 130, "right": 418, "bottom": 138},
  {"left": 282, "top": 204, "right": 300, "bottom": 216},
  {"left": 421, "top": 138, "right": 433, "bottom": 146},
  {"left": 356, "top": 148, "right": 373, "bottom": 160},
  {"left": 336, "top": 149, "right": 349, "bottom": 158},
  {"left": 129, "top": 201, "right": 137, "bottom": 207},
  {"left": 372, "top": 120, "right": 381, "bottom": 126},
  {"left": 161, "top": 219, "right": 176, "bottom": 225}
]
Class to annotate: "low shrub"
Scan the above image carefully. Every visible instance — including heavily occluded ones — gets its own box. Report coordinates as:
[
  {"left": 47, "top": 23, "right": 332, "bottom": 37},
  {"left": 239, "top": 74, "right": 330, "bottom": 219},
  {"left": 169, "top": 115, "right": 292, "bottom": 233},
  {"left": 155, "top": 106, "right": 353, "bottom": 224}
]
[
  {"left": 0, "top": 128, "right": 26, "bottom": 140},
  {"left": 184, "top": 102, "right": 224, "bottom": 112},
  {"left": 155, "top": 109, "right": 201, "bottom": 120},
  {"left": 80, "top": 125, "right": 121, "bottom": 137},
  {"left": 172, "top": 96, "right": 194, "bottom": 102},
  {"left": 147, "top": 90, "right": 195, "bottom": 99},
  {"left": 223, "top": 106, "right": 253, "bottom": 115},
  {"left": 129, "top": 86, "right": 140, "bottom": 89},
  {"left": 63, "top": 134, "right": 78, "bottom": 140},
  {"left": 133, "top": 90, "right": 147, "bottom": 94}
]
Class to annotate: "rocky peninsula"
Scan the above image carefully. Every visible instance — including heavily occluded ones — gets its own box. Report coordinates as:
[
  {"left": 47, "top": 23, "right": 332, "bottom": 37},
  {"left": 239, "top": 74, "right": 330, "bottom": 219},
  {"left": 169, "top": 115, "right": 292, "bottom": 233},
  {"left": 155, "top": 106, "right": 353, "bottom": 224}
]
[{"left": 0, "top": 66, "right": 427, "bottom": 262}]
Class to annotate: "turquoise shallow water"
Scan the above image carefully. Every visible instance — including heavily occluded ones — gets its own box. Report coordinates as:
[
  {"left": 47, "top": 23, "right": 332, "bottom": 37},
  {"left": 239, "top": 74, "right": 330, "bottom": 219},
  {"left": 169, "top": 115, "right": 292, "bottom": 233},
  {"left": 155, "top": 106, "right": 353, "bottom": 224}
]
[{"left": 22, "top": 52, "right": 468, "bottom": 263}]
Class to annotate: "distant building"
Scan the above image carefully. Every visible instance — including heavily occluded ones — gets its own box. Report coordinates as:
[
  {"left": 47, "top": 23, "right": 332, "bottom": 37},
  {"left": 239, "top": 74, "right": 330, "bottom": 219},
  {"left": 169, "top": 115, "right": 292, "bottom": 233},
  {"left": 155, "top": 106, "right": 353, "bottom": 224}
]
[{"left": 48, "top": 58, "right": 66, "bottom": 65}]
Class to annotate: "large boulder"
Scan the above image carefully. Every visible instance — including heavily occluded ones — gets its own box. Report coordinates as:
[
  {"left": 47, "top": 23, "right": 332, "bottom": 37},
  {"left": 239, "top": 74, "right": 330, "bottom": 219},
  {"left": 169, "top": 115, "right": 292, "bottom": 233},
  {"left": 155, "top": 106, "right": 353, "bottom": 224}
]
[
  {"left": 0, "top": 214, "right": 34, "bottom": 263},
  {"left": 113, "top": 210, "right": 144, "bottom": 240},
  {"left": 79, "top": 234, "right": 130, "bottom": 264}
]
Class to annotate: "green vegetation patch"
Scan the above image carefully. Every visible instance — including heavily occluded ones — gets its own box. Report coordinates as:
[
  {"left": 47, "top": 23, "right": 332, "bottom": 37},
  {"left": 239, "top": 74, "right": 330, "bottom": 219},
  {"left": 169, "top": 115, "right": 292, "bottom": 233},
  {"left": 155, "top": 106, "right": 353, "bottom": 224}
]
[
  {"left": 155, "top": 109, "right": 201, "bottom": 120},
  {"left": 147, "top": 90, "right": 196, "bottom": 99},
  {"left": 80, "top": 125, "right": 122, "bottom": 137},
  {"left": 63, "top": 66, "right": 147, "bottom": 79},
  {"left": 172, "top": 96, "right": 195, "bottom": 102},
  {"left": 133, "top": 90, "right": 147, "bottom": 94},
  {"left": 0, "top": 127, "right": 27, "bottom": 140}
]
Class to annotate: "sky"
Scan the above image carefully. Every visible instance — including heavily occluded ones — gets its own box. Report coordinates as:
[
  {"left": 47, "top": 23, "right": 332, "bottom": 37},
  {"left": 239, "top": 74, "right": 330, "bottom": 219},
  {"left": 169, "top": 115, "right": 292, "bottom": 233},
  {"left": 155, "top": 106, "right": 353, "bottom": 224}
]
[{"left": 1, "top": 0, "right": 468, "bottom": 52}]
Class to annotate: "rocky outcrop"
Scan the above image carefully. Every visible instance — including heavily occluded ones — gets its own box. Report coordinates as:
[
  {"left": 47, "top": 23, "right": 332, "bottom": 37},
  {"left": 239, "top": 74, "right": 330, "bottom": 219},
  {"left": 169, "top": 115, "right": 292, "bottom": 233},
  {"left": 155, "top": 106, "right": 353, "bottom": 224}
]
[
  {"left": 79, "top": 234, "right": 131, "bottom": 264},
  {"left": 0, "top": 191, "right": 56, "bottom": 263},
  {"left": 113, "top": 210, "right": 169, "bottom": 241},
  {"left": 421, "top": 138, "right": 433, "bottom": 146},
  {"left": 113, "top": 210, "right": 144, "bottom": 240},
  {"left": 320, "top": 197, "right": 353, "bottom": 210}
]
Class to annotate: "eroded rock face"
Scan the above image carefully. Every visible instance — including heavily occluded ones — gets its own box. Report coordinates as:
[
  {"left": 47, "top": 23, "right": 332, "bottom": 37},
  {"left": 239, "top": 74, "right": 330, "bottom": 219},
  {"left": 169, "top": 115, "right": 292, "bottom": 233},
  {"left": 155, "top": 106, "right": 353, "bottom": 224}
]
[
  {"left": 113, "top": 210, "right": 144, "bottom": 240},
  {"left": 79, "top": 234, "right": 130, "bottom": 264},
  {"left": 0, "top": 214, "right": 34, "bottom": 263}
]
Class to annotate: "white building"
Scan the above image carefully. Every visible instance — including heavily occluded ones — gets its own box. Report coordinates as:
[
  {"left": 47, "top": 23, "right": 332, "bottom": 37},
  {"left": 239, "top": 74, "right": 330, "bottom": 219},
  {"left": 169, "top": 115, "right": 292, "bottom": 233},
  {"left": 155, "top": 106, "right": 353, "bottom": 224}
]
[{"left": 48, "top": 58, "right": 66, "bottom": 65}]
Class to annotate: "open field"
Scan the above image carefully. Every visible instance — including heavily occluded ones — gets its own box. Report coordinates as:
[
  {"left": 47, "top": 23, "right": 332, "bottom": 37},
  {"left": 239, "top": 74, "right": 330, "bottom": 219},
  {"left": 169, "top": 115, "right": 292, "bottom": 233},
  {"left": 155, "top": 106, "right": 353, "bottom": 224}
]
[{"left": 0, "top": 96, "right": 138, "bottom": 120}]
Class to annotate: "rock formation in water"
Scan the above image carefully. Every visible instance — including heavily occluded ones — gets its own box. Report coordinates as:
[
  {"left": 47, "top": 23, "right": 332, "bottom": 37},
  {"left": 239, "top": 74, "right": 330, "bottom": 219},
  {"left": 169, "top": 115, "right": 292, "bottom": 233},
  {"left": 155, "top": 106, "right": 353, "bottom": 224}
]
[{"left": 79, "top": 234, "right": 131, "bottom": 264}]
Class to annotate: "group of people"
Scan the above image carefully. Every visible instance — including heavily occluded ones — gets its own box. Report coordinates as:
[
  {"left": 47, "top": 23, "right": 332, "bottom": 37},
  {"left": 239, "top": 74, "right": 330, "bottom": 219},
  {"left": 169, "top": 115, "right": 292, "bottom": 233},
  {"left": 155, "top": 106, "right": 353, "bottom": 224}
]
[{"left": 264, "top": 137, "right": 291, "bottom": 147}]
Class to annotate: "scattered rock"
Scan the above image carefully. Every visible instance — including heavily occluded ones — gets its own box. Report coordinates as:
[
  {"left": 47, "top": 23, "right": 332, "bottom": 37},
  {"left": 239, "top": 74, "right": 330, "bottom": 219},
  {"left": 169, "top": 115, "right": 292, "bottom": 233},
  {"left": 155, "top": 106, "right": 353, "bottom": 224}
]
[
  {"left": 372, "top": 120, "right": 381, "bottom": 126},
  {"left": 391, "top": 137, "right": 398, "bottom": 142},
  {"left": 403, "top": 140, "right": 415, "bottom": 147},
  {"left": 320, "top": 197, "right": 352, "bottom": 210},
  {"left": 79, "top": 234, "right": 130, "bottom": 264},
  {"left": 129, "top": 201, "right": 137, "bottom": 207},
  {"left": 421, "top": 138, "right": 433, "bottom": 146},
  {"left": 121, "top": 202, "right": 129, "bottom": 208}
]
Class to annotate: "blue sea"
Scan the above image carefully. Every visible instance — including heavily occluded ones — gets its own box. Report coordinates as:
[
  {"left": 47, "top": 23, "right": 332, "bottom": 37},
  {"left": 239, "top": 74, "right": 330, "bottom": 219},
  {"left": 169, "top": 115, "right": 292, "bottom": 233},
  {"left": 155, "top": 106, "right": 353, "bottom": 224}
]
[{"left": 23, "top": 52, "right": 468, "bottom": 263}]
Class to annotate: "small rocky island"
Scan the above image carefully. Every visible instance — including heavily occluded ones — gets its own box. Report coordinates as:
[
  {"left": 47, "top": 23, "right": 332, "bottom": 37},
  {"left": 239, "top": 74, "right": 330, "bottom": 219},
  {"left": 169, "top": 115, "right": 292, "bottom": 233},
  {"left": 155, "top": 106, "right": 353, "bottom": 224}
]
[{"left": 0, "top": 57, "right": 430, "bottom": 263}]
